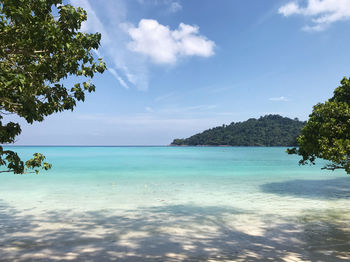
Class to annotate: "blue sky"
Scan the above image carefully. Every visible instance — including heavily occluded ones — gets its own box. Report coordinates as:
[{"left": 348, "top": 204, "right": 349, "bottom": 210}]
[{"left": 11, "top": 0, "right": 350, "bottom": 145}]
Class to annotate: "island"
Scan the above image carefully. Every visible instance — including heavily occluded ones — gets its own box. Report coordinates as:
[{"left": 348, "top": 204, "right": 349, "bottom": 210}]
[{"left": 171, "top": 114, "right": 305, "bottom": 146}]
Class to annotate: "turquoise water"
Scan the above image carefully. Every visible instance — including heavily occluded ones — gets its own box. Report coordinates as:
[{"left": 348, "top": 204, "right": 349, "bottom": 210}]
[
  {"left": 1, "top": 146, "right": 349, "bottom": 212},
  {"left": 1, "top": 147, "right": 350, "bottom": 260}
]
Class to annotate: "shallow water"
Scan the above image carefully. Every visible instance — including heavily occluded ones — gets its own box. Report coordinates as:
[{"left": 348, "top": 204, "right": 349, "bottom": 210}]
[{"left": 1, "top": 146, "right": 350, "bottom": 261}]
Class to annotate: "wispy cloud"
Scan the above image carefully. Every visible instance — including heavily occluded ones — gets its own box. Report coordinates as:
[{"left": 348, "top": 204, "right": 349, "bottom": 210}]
[
  {"left": 137, "top": 104, "right": 219, "bottom": 116},
  {"left": 71, "top": 0, "right": 150, "bottom": 90},
  {"left": 71, "top": 0, "right": 134, "bottom": 88},
  {"left": 137, "top": 0, "right": 182, "bottom": 13},
  {"left": 125, "top": 19, "right": 215, "bottom": 64},
  {"left": 71, "top": 0, "right": 212, "bottom": 90},
  {"left": 155, "top": 92, "right": 176, "bottom": 102},
  {"left": 269, "top": 96, "right": 289, "bottom": 102},
  {"left": 169, "top": 1, "right": 182, "bottom": 13},
  {"left": 73, "top": 0, "right": 109, "bottom": 41},
  {"left": 278, "top": 0, "right": 350, "bottom": 31},
  {"left": 145, "top": 106, "right": 154, "bottom": 113},
  {"left": 158, "top": 104, "right": 217, "bottom": 114},
  {"left": 108, "top": 68, "right": 130, "bottom": 89}
]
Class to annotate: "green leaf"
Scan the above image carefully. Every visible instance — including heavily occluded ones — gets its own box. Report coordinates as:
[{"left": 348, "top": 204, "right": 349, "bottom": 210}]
[{"left": 0, "top": 0, "right": 105, "bottom": 174}]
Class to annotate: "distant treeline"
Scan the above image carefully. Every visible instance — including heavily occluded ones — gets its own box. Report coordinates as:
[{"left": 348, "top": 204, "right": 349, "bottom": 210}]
[{"left": 171, "top": 115, "right": 305, "bottom": 146}]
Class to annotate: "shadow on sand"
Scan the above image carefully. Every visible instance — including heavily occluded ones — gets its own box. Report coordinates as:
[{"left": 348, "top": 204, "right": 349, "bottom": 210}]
[
  {"left": 260, "top": 177, "right": 350, "bottom": 200},
  {"left": 1, "top": 199, "right": 350, "bottom": 261}
]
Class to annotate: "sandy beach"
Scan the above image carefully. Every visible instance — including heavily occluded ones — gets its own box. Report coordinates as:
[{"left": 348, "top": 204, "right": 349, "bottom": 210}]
[{"left": 1, "top": 202, "right": 350, "bottom": 261}]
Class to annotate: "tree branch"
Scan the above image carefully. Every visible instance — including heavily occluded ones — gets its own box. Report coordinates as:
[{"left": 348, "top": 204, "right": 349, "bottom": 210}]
[{"left": 321, "top": 165, "right": 345, "bottom": 171}]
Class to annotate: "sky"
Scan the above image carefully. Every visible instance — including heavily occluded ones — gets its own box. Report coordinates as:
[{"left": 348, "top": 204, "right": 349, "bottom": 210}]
[{"left": 10, "top": 0, "right": 350, "bottom": 145}]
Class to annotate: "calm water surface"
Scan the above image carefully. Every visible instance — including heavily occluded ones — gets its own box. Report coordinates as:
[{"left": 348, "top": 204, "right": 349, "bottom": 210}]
[
  {"left": 1, "top": 147, "right": 350, "bottom": 261},
  {"left": 1, "top": 146, "right": 349, "bottom": 212}
]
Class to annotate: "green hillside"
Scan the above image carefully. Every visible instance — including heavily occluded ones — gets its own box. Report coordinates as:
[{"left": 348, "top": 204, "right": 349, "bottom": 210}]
[{"left": 171, "top": 115, "right": 305, "bottom": 146}]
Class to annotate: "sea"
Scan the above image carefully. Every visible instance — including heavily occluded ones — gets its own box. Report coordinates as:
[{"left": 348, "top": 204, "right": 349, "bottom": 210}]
[{"left": 1, "top": 146, "right": 350, "bottom": 261}]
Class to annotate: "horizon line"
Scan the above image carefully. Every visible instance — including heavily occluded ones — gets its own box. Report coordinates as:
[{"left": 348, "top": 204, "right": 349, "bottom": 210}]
[{"left": 2, "top": 145, "right": 169, "bottom": 147}]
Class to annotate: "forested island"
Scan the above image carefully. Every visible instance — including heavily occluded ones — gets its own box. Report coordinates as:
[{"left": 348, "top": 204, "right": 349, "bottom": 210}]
[{"left": 171, "top": 115, "right": 305, "bottom": 146}]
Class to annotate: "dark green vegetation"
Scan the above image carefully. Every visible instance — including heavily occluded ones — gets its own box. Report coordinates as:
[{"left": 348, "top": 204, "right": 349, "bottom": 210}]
[
  {"left": 0, "top": 0, "right": 106, "bottom": 174},
  {"left": 288, "top": 77, "right": 350, "bottom": 174},
  {"left": 171, "top": 115, "right": 305, "bottom": 146}
]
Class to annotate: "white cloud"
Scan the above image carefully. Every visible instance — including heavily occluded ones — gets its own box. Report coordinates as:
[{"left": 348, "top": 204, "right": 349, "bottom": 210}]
[
  {"left": 269, "top": 96, "right": 289, "bottom": 102},
  {"left": 278, "top": 0, "right": 350, "bottom": 31},
  {"left": 70, "top": 1, "right": 210, "bottom": 90},
  {"left": 126, "top": 19, "right": 215, "bottom": 64},
  {"left": 279, "top": 2, "right": 301, "bottom": 16}
]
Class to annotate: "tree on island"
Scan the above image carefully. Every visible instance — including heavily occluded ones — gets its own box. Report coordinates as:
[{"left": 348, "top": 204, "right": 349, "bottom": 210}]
[
  {"left": 288, "top": 77, "right": 350, "bottom": 174},
  {"left": 0, "top": 0, "right": 106, "bottom": 174},
  {"left": 171, "top": 115, "right": 305, "bottom": 146}
]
